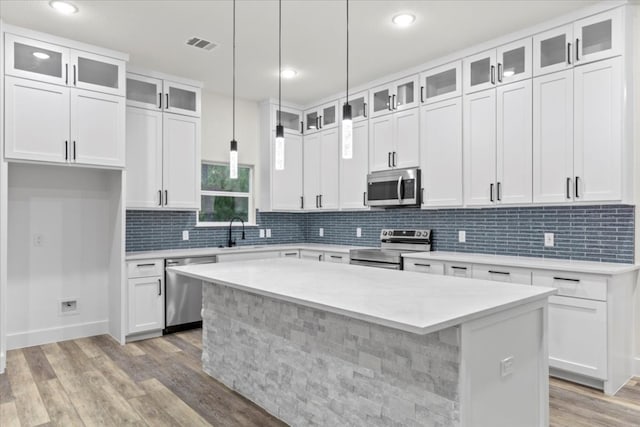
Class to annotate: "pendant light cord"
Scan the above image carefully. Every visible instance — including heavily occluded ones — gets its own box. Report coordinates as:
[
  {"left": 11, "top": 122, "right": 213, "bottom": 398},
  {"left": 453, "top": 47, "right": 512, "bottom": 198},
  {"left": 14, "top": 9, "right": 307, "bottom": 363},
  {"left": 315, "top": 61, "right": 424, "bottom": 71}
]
[
  {"left": 346, "top": 0, "right": 349, "bottom": 105},
  {"left": 232, "top": 0, "right": 236, "bottom": 141},
  {"left": 278, "top": 0, "right": 282, "bottom": 125}
]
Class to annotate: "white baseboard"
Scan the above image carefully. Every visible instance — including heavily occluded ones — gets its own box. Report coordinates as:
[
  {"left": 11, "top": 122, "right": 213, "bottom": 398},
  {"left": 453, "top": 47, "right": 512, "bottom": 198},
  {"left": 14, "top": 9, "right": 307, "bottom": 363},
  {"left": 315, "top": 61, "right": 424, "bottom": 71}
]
[
  {"left": 7, "top": 320, "right": 109, "bottom": 350},
  {"left": 0, "top": 352, "right": 5, "bottom": 374},
  {"left": 634, "top": 357, "right": 640, "bottom": 377}
]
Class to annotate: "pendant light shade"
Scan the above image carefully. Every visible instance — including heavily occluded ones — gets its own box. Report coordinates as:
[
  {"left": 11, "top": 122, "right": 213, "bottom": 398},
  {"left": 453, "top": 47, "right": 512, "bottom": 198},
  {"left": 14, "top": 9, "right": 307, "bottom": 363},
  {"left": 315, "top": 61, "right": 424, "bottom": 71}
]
[
  {"left": 229, "top": 0, "right": 239, "bottom": 179},
  {"left": 341, "top": 0, "right": 353, "bottom": 159},
  {"left": 274, "top": 0, "right": 286, "bottom": 170}
]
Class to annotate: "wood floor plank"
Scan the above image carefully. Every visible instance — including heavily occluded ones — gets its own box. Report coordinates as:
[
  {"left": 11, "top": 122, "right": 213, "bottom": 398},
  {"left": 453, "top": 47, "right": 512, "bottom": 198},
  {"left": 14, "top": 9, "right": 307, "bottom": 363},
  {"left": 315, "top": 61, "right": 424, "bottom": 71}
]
[
  {"left": 6, "top": 350, "right": 51, "bottom": 426},
  {"left": 92, "top": 354, "right": 145, "bottom": 399},
  {"left": 122, "top": 342, "right": 146, "bottom": 357},
  {"left": 129, "top": 394, "right": 183, "bottom": 427},
  {"left": 175, "top": 329, "right": 203, "bottom": 350},
  {"left": 36, "top": 378, "right": 84, "bottom": 427},
  {"left": 74, "top": 337, "right": 106, "bottom": 359},
  {"left": 90, "top": 335, "right": 156, "bottom": 383},
  {"left": 57, "top": 341, "right": 95, "bottom": 374},
  {"left": 41, "top": 343, "right": 87, "bottom": 396},
  {"left": 22, "top": 346, "right": 56, "bottom": 383},
  {"left": 0, "top": 401, "right": 21, "bottom": 427},
  {"left": 138, "top": 378, "right": 211, "bottom": 427},
  {"left": 0, "top": 370, "right": 14, "bottom": 404}
]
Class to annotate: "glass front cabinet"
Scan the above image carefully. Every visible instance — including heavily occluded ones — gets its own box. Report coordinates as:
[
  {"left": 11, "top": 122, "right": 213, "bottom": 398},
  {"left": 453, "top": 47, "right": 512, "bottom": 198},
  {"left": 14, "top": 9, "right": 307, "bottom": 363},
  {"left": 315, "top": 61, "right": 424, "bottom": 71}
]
[
  {"left": 420, "top": 61, "right": 461, "bottom": 104},
  {"left": 464, "top": 38, "right": 531, "bottom": 94},
  {"left": 342, "top": 90, "right": 369, "bottom": 122},
  {"left": 369, "top": 75, "right": 420, "bottom": 118},
  {"left": 126, "top": 73, "right": 201, "bottom": 117},
  {"left": 304, "top": 101, "right": 339, "bottom": 134},
  {"left": 271, "top": 105, "right": 303, "bottom": 135}
]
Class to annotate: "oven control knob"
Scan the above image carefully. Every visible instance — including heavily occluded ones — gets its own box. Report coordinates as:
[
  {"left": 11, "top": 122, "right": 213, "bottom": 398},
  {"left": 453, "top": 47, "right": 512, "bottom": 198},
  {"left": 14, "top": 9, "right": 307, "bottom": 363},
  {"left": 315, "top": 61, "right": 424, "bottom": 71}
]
[
  {"left": 416, "top": 231, "right": 421, "bottom": 237},
  {"left": 388, "top": 231, "right": 393, "bottom": 236}
]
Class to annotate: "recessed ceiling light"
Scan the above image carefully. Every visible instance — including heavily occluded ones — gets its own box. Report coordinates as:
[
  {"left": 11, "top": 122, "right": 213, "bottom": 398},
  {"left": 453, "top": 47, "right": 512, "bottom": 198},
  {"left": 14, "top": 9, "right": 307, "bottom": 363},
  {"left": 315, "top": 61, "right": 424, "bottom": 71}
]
[
  {"left": 49, "top": 1, "right": 78, "bottom": 15},
  {"left": 281, "top": 68, "right": 297, "bottom": 79},
  {"left": 33, "top": 52, "right": 50, "bottom": 60},
  {"left": 392, "top": 13, "right": 416, "bottom": 27}
]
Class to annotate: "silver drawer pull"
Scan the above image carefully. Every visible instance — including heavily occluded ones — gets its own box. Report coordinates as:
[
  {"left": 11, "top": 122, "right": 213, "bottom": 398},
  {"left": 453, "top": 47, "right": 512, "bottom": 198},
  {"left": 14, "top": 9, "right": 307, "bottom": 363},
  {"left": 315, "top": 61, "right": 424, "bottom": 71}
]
[
  {"left": 414, "top": 263, "right": 431, "bottom": 267},
  {"left": 488, "top": 270, "right": 510, "bottom": 275},
  {"left": 553, "top": 277, "right": 580, "bottom": 283},
  {"left": 136, "top": 263, "right": 156, "bottom": 267}
]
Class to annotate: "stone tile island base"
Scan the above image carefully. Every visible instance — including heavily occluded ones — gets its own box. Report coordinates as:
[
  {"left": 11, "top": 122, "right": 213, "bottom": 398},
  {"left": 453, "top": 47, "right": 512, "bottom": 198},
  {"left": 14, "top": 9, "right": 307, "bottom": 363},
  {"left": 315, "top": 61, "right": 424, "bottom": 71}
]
[{"left": 202, "top": 282, "right": 548, "bottom": 426}]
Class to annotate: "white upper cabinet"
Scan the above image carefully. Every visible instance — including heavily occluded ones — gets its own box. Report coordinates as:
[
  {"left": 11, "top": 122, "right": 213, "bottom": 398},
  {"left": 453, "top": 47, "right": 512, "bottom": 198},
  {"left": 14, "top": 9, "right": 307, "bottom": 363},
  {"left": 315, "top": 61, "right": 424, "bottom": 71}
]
[
  {"left": 126, "top": 73, "right": 201, "bottom": 117},
  {"left": 303, "top": 133, "right": 321, "bottom": 209},
  {"left": 340, "top": 120, "right": 369, "bottom": 210},
  {"left": 271, "top": 132, "right": 303, "bottom": 210},
  {"left": 369, "top": 75, "right": 419, "bottom": 118},
  {"left": 573, "top": 57, "right": 622, "bottom": 202},
  {"left": 272, "top": 105, "right": 303, "bottom": 134},
  {"left": 4, "top": 76, "right": 70, "bottom": 163},
  {"left": 464, "top": 38, "right": 531, "bottom": 94},
  {"left": 126, "top": 74, "right": 163, "bottom": 111},
  {"left": 420, "top": 61, "right": 461, "bottom": 105},
  {"left": 5, "top": 33, "right": 125, "bottom": 96},
  {"left": 420, "top": 97, "right": 463, "bottom": 207},
  {"left": 369, "top": 108, "right": 419, "bottom": 172},
  {"left": 533, "top": 9, "right": 623, "bottom": 77},
  {"left": 573, "top": 8, "right": 623, "bottom": 66},
  {"left": 164, "top": 80, "right": 201, "bottom": 117},
  {"left": 369, "top": 114, "right": 394, "bottom": 171},
  {"left": 496, "top": 80, "right": 532, "bottom": 205},
  {"left": 70, "top": 89, "right": 125, "bottom": 167},
  {"left": 304, "top": 101, "right": 339, "bottom": 134},
  {"left": 533, "top": 70, "right": 574, "bottom": 204},
  {"left": 303, "top": 129, "right": 339, "bottom": 210},
  {"left": 344, "top": 91, "right": 369, "bottom": 122},
  {"left": 162, "top": 114, "right": 201, "bottom": 209}
]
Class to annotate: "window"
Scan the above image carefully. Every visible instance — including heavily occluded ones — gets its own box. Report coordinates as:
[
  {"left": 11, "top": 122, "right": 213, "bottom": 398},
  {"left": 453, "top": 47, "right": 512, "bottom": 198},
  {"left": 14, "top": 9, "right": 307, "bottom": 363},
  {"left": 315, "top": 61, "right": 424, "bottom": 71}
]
[{"left": 198, "top": 162, "right": 255, "bottom": 226}]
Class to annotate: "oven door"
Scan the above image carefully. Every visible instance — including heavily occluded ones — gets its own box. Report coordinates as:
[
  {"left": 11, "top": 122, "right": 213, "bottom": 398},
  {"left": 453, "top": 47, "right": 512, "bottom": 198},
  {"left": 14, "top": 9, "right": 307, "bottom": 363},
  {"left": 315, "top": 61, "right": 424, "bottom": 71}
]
[
  {"left": 350, "top": 259, "right": 402, "bottom": 270},
  {"left": 367, "top": 168, "right": 420, "bottom": 207}
]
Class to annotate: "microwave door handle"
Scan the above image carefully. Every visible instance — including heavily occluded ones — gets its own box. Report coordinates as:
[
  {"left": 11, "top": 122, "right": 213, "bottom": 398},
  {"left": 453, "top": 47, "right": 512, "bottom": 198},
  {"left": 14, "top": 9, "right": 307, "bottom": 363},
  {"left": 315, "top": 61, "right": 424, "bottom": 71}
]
[{"left": 397, "top": 176, "right": 403, "bottom": 203}]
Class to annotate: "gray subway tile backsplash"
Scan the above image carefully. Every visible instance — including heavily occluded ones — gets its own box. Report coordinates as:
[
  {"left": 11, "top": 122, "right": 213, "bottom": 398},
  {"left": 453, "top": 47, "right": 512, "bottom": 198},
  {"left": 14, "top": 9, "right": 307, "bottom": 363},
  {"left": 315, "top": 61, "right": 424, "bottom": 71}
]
[{"left": 126, "top": 205, "right": 635, "bottom": 263}]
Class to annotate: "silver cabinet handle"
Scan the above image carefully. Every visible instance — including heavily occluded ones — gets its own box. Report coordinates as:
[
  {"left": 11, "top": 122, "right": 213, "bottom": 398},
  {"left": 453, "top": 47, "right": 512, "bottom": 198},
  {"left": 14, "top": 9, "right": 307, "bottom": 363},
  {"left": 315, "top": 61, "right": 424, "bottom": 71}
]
[
  {"left": 392, "top": 94, "right": 396, "bottom": 109},
  {"left": 393, "top": 152, "right": 397, "bottom": 167},
  {"left": 397, "top": 176, "right": 403, "bottom": 202},
  {"left": 388, "top": 95, "right": 393, "bottom": 111},
  {"left": 497, "top": 63, "right": 503, "bottom": 82},
  {"left": 363, "top": 102, "right": 368, "bottom": 118},
  {"left": 490, "top": 65, "right": 495, "bottom": 85},
  {"left": 158, "top": 279, "right": 162, "bottom": 296}
]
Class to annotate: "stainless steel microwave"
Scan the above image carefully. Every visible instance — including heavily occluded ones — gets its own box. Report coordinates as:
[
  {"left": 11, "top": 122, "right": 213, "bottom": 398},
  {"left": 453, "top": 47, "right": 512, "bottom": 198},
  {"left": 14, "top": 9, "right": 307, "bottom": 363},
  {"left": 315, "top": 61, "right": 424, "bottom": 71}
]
[{"left": 366, "top": 168, "right": 421, "bottom": 207}]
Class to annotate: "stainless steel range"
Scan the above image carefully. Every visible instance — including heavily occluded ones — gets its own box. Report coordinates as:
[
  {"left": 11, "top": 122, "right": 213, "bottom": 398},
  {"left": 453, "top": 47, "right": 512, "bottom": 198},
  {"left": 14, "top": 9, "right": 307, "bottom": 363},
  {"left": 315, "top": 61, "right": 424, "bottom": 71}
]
[{"left": 349, "top": 229, "right": 432, "bottom": 270}]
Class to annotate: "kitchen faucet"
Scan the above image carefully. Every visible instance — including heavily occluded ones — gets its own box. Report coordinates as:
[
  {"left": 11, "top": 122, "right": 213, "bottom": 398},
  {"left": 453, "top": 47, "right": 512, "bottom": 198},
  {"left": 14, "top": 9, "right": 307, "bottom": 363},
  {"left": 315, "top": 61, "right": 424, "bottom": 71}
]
[{"left": 227, "top": 217, "right": 246, "bottom": 247}]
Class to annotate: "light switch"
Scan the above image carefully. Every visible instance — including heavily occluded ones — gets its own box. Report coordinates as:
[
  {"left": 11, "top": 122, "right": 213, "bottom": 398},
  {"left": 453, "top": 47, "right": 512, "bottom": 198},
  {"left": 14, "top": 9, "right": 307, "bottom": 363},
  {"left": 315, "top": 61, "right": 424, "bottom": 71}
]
[
  {"left": 319, "top": 228, "right": 324, "bottom": 237},
  {"left": 182, "top": 230, "right": 189, "bottom": 241},
  {"left": 458, "top": 230, "right": 466, "bottom": 243},
  {"left": 259, "top": 229, "right": 265, "bottom": 238},
  {"left": 544, "top": 233, "right": 554, "bottom": 247},
  {"left": 266, "top": 229, "right": 272, "bottom": 238},
  {"left": 501, "top": 356, "right": 515, "bottom": 377}
]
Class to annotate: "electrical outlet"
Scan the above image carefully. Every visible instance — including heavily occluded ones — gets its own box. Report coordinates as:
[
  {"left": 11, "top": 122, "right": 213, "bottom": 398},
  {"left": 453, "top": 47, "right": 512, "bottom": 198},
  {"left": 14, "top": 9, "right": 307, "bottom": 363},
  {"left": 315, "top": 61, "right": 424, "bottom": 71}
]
[
  {"left": 182, "top": 230, "right": 189, "bottom": 241},
  {"left": 458, "top": 230, "right": 466, "bottom": 243},
  {"left": 319, "top": 228, "right": 324, "bottom": 237},
  {"left": 501, "top": 356, "right": 515, "bottom": 377},
  {"left": 266, "top": 229, "right": 272, "bottom": 238},
  {"left": 356, "top": 227, "right": 362, "bottom": 238},
  {"left": 259, "top": 229, "right": 265, "bottom": 238},
  {"left": 544, "top": 233, "right": 554, "bottom": 247},
  {"left": 59, "top": 298, "right": 79, "bottom": 316},
  {"left": 33, "top": 234, "right": 43, "bottom": 247}
]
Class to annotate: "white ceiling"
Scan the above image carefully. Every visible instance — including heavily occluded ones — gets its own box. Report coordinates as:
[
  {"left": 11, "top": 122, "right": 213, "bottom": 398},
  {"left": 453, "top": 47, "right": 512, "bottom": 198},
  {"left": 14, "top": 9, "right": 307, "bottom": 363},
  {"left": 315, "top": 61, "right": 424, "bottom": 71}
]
[{"left": 0, "top": 0, "right": 599, "bottom": 105}]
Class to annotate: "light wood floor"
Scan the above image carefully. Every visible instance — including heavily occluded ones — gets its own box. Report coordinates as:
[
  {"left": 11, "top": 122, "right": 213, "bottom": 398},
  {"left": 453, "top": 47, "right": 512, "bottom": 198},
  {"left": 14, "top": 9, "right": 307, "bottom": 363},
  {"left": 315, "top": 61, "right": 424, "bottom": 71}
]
[{"left": 0, "top": 329, "right": 638, "bottom": 427}]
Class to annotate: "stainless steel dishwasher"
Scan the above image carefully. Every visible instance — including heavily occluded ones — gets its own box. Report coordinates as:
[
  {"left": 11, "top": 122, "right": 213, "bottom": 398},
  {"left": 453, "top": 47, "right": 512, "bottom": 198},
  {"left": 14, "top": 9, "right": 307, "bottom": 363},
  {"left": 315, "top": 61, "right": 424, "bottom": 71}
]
[{"left": 164, "top": 256, "right": 217, "bottom": 334}]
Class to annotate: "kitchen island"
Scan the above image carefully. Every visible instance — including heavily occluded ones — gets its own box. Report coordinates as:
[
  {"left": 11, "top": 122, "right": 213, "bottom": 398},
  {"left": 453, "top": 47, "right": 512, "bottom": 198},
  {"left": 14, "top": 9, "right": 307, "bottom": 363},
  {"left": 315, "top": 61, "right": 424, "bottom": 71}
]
[{"left": 169, "top": 258, "right": 555, "bottom": 427}]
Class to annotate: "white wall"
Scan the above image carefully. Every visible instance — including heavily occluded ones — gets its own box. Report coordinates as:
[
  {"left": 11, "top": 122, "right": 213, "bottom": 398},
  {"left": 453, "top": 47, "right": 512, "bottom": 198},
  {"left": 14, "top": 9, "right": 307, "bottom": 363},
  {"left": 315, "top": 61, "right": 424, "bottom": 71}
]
[
  {"left": 633, "top": 3, "right": 640, "bottom": 373},
  {"left": 7, "top": 164, "right": 120, "bottom": 349},
  {"left": 200, "top": 90, "right": 263, "bottom": 209}
]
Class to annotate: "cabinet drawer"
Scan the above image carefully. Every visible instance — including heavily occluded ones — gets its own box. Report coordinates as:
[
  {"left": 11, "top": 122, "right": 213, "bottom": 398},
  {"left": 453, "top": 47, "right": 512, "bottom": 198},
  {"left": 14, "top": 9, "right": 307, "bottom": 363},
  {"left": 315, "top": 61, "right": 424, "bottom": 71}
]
[
  {"left": 472, "top": 265, "right": 532, "bottom": 285},
  {"left": 324, "top": 251, "right": 349, "bottom": 264},
  {"left": 300, "top": 250, "right": 324, "bottom": 261},
  {"left": 127, "top": 259, "right": 164, "bottom": 278},
  {"left": 403, "top": 259, "right": 445, "bottom": 274},
  {"left": 445, "top": 262, "right": 473, "bottom": 278},
  {"left": 532, "top": 271, "right": 607, "bottom": 301}
]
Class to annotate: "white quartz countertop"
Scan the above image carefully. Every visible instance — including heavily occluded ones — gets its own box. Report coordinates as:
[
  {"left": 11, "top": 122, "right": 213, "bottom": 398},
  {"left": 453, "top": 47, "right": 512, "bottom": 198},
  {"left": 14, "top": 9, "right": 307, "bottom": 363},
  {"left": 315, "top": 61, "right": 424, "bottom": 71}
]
[
  {"left": 126, "top": 243, "right": 366, "bottom": 261},
  {"left": 168, "top": 258, "right": 555, "bottom": 335},
  {"left": 402, "top": 251, "right": 639, "bottom": 275}
]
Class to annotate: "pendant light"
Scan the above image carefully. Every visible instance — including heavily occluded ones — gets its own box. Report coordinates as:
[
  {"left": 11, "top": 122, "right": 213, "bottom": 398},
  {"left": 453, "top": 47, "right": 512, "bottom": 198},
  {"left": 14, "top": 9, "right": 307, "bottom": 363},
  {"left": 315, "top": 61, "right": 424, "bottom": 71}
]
[
  {"left": 229, "top": 0, "right": 239, "bottom": 179},
  {"left": 341, "top": 0, "right": 353, "bottom": 159},
  {"left": 274, "top": 0, "right": 285, "bottom": 170}
]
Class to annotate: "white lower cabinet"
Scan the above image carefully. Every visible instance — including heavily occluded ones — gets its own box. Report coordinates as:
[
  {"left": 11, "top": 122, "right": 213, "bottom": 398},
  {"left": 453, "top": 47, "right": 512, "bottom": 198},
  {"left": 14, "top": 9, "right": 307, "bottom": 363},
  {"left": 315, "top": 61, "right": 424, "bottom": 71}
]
[
  {"left": 300, "top": 250, "right": 324, "bottom": 261},
  {"left": 446, "top": 263, "right": 473, "bottom": 278},
  {"left": 403, "top": 259, "right": 445, "bottom": 274},
  {"left": 324, "top": 252, "right": 349, "bottom": 264},
  {"left": 127, "top": 259, "right": 164, "bottom": 335},
  {"left": 280, "top": 250, "right": 300, "bottom": 258},
  {"left": 547, "top": 295, "right": 607, "bottom": 379},
  {"left": 472, "top": 265, "right": 532, "bottom": 285},
  {"left": 217, "top": 251, "right": 281, "bottom": 263}
]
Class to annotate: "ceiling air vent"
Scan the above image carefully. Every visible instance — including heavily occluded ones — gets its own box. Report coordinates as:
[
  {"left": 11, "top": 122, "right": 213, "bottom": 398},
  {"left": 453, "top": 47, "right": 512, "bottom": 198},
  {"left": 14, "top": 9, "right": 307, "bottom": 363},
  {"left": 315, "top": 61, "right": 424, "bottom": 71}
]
[{"left": 186, "top": 37, "right": 217, "bottom": 51}]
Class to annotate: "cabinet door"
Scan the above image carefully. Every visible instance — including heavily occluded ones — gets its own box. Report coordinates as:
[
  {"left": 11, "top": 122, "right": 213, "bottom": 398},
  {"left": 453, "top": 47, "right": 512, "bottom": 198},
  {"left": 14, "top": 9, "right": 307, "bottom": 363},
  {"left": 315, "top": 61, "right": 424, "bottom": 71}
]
[
  {"left": 573, "top": 57, "right": 622, "bottom": 202},
  {"left": 420, "top": 61, "right": 461, "bottom": 105},
  {"left": 299, "top": 250, "right": 323, "bottom": 261},
  {"left": 304, "top": 108, "right": 320, "bottom": 134},
  {"left": 345, "top": 91, "right": 369, "bottom": 122},
  {"left": 126, "top": 73, "right": 163, "bottom": 111},
  {"left": 126, "top": 107, "right": 164, "bottom": 208},
  {"left": 340, "top": 120, "right": 369, "bottom": 209},
  {"left": 533, "top": 25, "right": 573, "bottom": 77},
  {"left": 496, "top": 80, "right": 532, "bottom": 205},
  {"left": 324, "top": 252, "right": 349, "bottom": 264},
  {"left": 369, "top": 84, "right": 392, "bottom": 118},
  {"left": 393, "top": 75, "right": 420, "bottom": 112},
  {"left": 464, "top": 49, "right": 497, "bottom": 94},
  {"left": 533, "top": 70, "right": 574, "bottom": 203},
  {"left": 4, "top": 76, "right": 70, "bottom": 163},
  {"left": 5, "top": 34, "right": 70, "bottom": 86},
  {"left": 71, "top": 50, "right": 125, "bottom": 96},
  {"left": 164, "top": 80, "right": 201, "bottom": 117},
  {"left": 420, "top": 98, "right": 463, "bottom": 207},
  {"left": 496, "top": 38, "right": 532, "bottom": 85},
  {"left": 574, "top": 8, "right": 622, "bottom": 66},
  {"left": 548, "top": 295, "right": 607, "bottom": 380},
  {"left": 70, "top": 89, "right": 125, "bottom": 167},
  {"left": 319, "top": 102, "right": 339, "bottom": 130},
  {"left": 162, "top": 114, "right": 201, "bottom": 209},
  {"left": 272, "top": 133, "right": 303, "bottom": 210},
  {"left": 393, "top": 108, "right": 420, "bottom": 169},
  {"left": 128, "top": 277, "right": 164, "bottom": 334},
  {"left": 472, "top": 265, "right": 532, "bottom": 285},
  {"left": 272, "top": 105, "right": 302, "bottom": 134},
  {"left": 369, "top": 115, "right": 394, "bottom": 171},
  {"left": 446, "top": 263, "right": 472, "bottom": 278},
  {"left": 463, "top": 89, "right": 497, "bottom": 206},
  {"left": 303, "top": 133, "right": 321, "bottom": 210},
  {"left": 319, "top": 129, "right": 340, "bottom": 209}
]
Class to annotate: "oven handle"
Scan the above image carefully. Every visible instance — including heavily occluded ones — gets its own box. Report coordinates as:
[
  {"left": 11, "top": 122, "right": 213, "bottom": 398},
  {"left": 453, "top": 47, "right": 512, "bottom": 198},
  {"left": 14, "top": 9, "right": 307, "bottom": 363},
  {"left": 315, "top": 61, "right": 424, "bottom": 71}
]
[{"left": 397, "top": 176, "right": 403, "bottom": 202}]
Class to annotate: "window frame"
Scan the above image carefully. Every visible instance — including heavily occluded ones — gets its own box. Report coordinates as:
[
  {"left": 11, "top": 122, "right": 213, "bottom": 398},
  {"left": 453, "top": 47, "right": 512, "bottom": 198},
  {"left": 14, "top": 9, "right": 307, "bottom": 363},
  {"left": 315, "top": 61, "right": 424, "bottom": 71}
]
[{"left": 197, "top": 161, "right": 256, "bottom": 227}]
